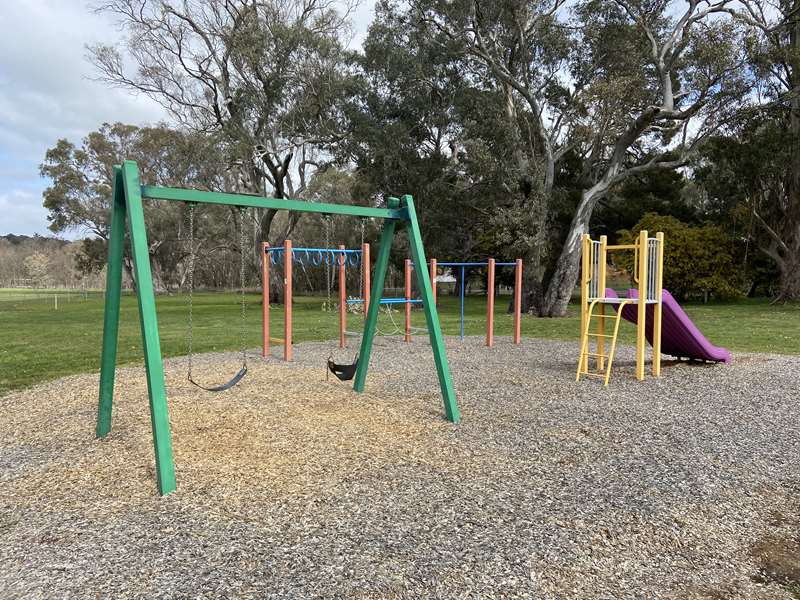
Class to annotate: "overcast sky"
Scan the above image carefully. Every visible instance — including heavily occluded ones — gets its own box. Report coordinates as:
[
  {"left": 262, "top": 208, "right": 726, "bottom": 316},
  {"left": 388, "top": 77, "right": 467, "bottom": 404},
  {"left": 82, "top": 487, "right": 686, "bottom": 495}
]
[{"left": 0, "top": 1, "right": 375, "bottom": 238}]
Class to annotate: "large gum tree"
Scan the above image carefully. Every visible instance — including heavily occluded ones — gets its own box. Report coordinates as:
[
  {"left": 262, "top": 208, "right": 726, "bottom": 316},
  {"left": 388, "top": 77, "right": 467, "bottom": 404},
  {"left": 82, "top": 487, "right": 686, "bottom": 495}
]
[
  {"left": 412, "top": 0, "right": 754, "bottom": 315},
  {"left": 89, "top": 0, "right": 356, "bottom": 246}
]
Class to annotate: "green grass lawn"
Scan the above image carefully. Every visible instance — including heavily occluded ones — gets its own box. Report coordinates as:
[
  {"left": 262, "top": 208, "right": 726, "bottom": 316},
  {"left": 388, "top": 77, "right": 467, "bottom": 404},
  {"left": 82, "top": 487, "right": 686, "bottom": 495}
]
[{"left": 1, "top": 287, "right": 798, "bottom": 395}]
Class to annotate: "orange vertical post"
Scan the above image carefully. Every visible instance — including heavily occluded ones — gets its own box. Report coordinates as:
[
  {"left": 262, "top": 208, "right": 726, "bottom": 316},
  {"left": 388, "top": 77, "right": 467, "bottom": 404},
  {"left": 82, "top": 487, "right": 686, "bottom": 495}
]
[
  {"left": 404, "top": 258, "right": 412, "bottom": 342},
  {"left": 513, "top": 258, "right": 523, "bottom": 344},
  {"left": 430, "top": 258, "right": 437, "bottom": 305},
  {"left": 339, "top": 244, "right": 346, "bottom": 349},
  {"left": 284, "top": 239, "right": 292, "bottom": 361},
  {"left": 262, "top": 242, "right": 269, "bottom": 357},
  {"left": 486, "top": 258, "right": 495, "bottom": 347},
  {"left": 362, "top": 242, "right": 370, "bottom": 318}
]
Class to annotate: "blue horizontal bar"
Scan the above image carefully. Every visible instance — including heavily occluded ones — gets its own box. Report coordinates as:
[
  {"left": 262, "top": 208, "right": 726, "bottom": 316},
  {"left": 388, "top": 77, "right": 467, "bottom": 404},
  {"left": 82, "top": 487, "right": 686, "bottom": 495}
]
[
  {"left": 436, "top": 261, "right": 517, "bottom": 267},
  {"left": 345, "top": 298, "right": 422, "bottom": 304},
  {"left": 381, "top": 298, "right": 423, "bottom": 304},
  {"left": 265, "top": 246, "right": 362, "bottom": 254}
]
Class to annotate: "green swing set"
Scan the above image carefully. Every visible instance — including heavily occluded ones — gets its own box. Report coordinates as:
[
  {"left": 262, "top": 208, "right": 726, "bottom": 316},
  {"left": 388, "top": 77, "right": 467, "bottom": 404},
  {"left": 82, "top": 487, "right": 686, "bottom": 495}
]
[{"left": 96, "top": 160, "right": 460, "bottom": 496}]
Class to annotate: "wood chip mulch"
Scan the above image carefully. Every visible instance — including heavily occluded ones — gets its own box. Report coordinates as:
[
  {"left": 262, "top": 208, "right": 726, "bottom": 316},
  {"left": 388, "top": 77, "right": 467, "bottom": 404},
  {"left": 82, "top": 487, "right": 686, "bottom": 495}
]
[{"left": 1, "top": 336, "right": 798, "bottom": 599}]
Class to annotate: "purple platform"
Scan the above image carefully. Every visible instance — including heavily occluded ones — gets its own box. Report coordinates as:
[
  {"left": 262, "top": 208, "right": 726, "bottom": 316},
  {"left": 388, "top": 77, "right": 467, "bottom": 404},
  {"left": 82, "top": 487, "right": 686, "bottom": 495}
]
[{"left": 602, "top": 288, "right": 731, "bottom": 363}]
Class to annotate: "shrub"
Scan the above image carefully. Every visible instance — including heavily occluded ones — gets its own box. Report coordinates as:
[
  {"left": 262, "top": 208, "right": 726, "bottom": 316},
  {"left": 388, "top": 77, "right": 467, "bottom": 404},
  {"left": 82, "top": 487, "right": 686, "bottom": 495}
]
[{"left": 616, "top": 213, "right": 741, "bottom": 300}]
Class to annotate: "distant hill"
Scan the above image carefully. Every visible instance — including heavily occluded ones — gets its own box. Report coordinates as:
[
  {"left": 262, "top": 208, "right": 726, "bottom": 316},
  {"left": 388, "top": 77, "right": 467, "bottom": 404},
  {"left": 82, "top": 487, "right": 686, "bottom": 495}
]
[{"left": 1, "top": 234, "right": 69, "bottom": 246}]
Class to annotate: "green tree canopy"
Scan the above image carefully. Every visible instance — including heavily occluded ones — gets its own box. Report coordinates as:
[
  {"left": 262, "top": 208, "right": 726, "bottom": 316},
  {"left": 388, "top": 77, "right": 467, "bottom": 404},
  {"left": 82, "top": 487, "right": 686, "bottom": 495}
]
[{"left": 617, "top": 213, "right": 741, "bottom": 300}]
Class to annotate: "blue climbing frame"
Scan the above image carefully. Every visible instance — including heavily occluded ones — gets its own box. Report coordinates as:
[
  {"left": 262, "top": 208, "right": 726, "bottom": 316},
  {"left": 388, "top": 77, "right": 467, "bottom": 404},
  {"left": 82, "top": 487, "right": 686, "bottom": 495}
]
[
  {"left": 265, "top": 245, "right": 363, "bottom": 267},
  {"left": 430, "top": 261, "right": 517, "bottom": 339}
]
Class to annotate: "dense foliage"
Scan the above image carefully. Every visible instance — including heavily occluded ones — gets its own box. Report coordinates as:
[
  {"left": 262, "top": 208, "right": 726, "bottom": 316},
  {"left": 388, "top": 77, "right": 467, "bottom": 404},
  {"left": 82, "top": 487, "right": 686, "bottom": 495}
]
[
  {"left": 36, "top": 0, "right": 800, "bottom": 305},
  {"left": 617, "top": 214, "right": 741, "bottom": 301}
]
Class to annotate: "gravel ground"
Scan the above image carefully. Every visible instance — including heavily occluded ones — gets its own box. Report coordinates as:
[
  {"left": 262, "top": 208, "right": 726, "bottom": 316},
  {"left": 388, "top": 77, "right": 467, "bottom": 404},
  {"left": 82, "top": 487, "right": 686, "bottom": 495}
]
[{"left": 1, "top": 336, "right": 798, "bottom": 599}]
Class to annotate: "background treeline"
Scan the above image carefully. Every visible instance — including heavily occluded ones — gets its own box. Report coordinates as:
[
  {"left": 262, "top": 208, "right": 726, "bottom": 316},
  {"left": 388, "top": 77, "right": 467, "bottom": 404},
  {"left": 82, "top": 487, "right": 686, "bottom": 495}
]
[
  {"left": 0, "top": 235, "right": 106, "bottom": 289},
  {"left": 34, "top": 0, "right": 800, "bottom": 312}
]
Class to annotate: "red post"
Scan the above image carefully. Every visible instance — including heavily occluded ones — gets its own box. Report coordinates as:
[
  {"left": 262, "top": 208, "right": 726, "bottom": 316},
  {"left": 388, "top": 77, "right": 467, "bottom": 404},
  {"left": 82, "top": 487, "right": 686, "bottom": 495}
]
[
  {"left": 284, "top": 239, "right": 293, "bottom": 361},
  {"left": 339, "top": 244, "right": 346, "bottom": 349},
  {"left": 404, "top": 258, "right": 412, "bottom": 342},
  {"left": 514, "top": 258, "right": 523, "bottom": 345},
  {"left": 486, "top": 258, "right": 495, "bottom": 347},
  {"left": 430, "top": 258, "right": 437, "bottom": 306},
  {"left": 362, "top": 242, "right": 370, "bottom": 318},
  {"left": 262, "top": 242, "right": 269, "bottom": 357}
]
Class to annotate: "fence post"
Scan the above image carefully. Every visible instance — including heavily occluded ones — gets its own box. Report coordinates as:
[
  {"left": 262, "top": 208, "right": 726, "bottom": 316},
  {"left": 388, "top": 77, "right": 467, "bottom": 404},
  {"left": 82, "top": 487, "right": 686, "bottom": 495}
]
[
  {"left": 339, "top": 244, "right": 346, "bottom": 348},
  {"left": 514, "top": 259, "right": 522, "bottom": 344},
  {"left": 262, "top": 242, "right": 269, "bottom": 357},
  {"left": 404, "top": 258, "right": 412, "bottom": 342},
  {"left": 486, "top": 258, "right": 495, "bottom": 347},
  {"left": 284, "top": 239, "right": 292, "bottom": 361}
]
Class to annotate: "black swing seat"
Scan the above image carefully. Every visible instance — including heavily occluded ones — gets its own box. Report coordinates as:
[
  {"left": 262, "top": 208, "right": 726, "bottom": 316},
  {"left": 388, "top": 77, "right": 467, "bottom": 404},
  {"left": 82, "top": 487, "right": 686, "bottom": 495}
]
[
  {"left": 188, "top": 364, "right": 248, "bottom": 392},
  {"left": 327, "top": 355, "right": 359, "bottom": 382}
]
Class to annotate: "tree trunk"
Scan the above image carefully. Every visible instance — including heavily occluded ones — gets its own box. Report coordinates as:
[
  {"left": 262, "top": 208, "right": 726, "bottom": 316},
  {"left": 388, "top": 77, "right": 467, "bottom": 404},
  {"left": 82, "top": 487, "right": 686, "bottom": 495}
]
[
  {"left": 781, "top": 0, "right": 800, "bottom": 302},
  {"left": 123, "top": 256, "right": 136, "bottom": 293},
  {"left": 777, "top": 249, "right": 800, "bottom": 301},
  {"left": 539, "top": 184, "right": 605, "bottom": 317}
]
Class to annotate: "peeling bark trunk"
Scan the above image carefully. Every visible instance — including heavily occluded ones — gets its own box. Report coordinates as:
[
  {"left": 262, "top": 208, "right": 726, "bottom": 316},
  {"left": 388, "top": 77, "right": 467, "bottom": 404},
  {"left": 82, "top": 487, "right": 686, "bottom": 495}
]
[
  {"left": 539, "top": 182, "right": 607, "bottom": 317},
  {"left": 778, "top": 252, "right": 800, "bottom": 300},
  {"left": 123, "top": 256, "right": 136, "bottom": 293}
]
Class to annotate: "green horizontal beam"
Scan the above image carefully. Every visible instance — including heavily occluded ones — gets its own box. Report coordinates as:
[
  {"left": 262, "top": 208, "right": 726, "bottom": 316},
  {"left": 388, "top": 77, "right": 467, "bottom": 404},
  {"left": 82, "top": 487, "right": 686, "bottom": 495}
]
[{"left": 140, "top": 184, "right": 406, "bottom": 221}]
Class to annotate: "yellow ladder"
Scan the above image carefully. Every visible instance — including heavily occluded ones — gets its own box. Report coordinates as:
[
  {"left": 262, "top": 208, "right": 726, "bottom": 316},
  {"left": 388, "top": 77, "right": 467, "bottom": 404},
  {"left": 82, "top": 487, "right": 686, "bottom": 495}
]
[{"left": 576, "top": 299, "right": 633, "bottom": 386}]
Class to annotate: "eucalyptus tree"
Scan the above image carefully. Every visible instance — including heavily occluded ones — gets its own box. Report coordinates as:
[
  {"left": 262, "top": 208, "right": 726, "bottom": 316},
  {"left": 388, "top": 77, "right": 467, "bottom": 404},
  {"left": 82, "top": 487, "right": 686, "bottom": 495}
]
[
  {"left": 89, "top": 0, "right": 357, "bottom": 245},
  {"left": 40, "top": 122, "right": 229, "bottom": 290},
  {"left": 411, "top": 0, "right": 754, "bottom": 315},
  {"left": 695, "top": 113, "right": 799, "bottom": 300},
  {"left": 722, "top": 0, "right": 800, "bottom": 301},
  {"left": 342, "top": 0, "right": 489, "bottom": 265}
]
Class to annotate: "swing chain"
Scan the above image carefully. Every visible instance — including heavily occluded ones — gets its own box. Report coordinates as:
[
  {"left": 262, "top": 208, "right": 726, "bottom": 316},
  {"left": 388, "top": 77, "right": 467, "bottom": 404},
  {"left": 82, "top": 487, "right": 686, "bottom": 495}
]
[
  {"left": 358, "top": 218, "right": 366, "bottom": 301},
  {"left": 187, "top": 204, "right": 247, "bottom": 378},
  {"left": 239, "top": 207, "right": 247, "bottom": 365},
  {"left": 323, "top": 214, "right": 333, "bottom": 312},
  {"left": 187, "top": 202, "right": 195, "bottom": 378}
]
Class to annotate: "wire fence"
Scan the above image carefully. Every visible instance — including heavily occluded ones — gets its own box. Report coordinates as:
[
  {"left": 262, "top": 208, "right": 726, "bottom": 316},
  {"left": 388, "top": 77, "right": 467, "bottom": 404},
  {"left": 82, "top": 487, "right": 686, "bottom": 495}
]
[{"left": 0, "top": 287, "right": 106, "bottom": 308}]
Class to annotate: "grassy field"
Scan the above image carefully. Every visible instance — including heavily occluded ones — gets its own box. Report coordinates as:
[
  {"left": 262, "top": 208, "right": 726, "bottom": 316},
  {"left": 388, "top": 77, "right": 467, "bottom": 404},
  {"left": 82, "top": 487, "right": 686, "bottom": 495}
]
[{"left": 1, "top": 287, "right": 798, "bottom": 395}]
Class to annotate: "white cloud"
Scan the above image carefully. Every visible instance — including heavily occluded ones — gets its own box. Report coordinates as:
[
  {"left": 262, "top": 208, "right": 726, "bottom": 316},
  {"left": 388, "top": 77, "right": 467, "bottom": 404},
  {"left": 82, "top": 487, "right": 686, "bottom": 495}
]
[
  {"left": 0, "top": 0, "right": 376, "bottom": 237},
  {"left": 0, "top": 1, "right": 167, "bottom": 237},
  {"left": 0, "top": 189, "right": 51, "bottom": 236}
]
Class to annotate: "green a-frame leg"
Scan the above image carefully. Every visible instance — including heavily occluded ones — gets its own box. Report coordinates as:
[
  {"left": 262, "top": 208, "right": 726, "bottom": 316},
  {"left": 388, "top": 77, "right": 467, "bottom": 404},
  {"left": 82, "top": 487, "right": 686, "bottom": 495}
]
[
  {"left": 96, "top": 163, "right": 176, "bottom": 494},
  {"left": 353, "top": 197, "right": 459, "bottom": 423},
  {"left": 96, "top": 161, "right": 460, "bottom": 496}
]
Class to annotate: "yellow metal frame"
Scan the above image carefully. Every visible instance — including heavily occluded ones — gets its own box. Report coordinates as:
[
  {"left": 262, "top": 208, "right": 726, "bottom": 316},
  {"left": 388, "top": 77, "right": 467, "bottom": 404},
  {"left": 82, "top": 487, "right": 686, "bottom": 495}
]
[{"left": 576, "top": 230, "right": 664, "bottom": 385}]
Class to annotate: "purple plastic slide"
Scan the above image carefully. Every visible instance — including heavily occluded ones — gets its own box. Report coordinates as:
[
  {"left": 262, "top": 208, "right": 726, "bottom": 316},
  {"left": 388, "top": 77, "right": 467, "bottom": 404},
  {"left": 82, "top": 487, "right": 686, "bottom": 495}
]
[{"left": 603, "top": 288, "right": 731, "bottom": 363}]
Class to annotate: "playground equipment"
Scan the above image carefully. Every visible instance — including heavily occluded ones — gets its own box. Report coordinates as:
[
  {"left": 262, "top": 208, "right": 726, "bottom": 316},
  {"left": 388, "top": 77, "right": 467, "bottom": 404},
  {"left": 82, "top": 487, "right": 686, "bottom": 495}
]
[
  {"left": 261, "top": 241, "right": 367, "bottom": 361},
  {"left": 577, "top": 231, "right": 731, "bottom": 386},
  {"left": 432, "top": 260, "right": 523, "bottom": 345},
  {"left": 619, "top": 289, "right": 731, "bottom": 363},
  {"left": 185, "top": 203, "right": 248, "bottom": 392},
  {"left": 347, "top": 258, "right": 427, "bottom": 341},
  {"left": 96, "top": 160, "right": 460, "bottom": 496},
  {"left": 261, "top": 242, "right": 423, "bottom": 358},
  {"left": 264, "top": 248, "right": 523, "bottom": 353},
  {"left": 577, "top": 231, "right": 665, "bottom": 385}
]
